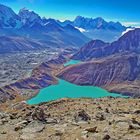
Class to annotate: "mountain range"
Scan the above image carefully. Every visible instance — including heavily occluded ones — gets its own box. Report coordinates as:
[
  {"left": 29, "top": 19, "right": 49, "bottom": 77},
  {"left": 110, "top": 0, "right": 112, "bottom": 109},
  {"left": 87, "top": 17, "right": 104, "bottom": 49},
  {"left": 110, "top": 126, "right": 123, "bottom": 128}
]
[
  {"left": 58, "top": 16, "right": 126, "bottom": 31},
  {"left": 0, "top": 4, "right": 89, "bottom": 53},
  {"left": 72, "top": 28, "right": 140, "bottom": 60},
  {"left": 58, "top": 16, "right": 128, "bottom": 42},
  {"left": 0, "top": 4, "right": 131, "bottom": 53}
]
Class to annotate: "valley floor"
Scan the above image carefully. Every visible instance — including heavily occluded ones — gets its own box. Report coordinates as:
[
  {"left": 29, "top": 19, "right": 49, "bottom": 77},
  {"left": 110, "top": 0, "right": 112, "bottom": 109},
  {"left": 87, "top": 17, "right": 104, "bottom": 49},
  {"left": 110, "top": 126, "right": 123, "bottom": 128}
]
[{"left": 0, "top": 97, "right": 140, "bottom": 140}]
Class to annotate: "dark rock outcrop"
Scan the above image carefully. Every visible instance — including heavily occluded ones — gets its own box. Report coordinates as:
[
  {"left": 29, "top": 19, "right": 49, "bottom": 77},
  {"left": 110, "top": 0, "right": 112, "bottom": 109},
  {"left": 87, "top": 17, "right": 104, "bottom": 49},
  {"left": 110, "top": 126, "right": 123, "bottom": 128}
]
[{"left": 74, "top": 110, "right": 91, "bottom": 122}]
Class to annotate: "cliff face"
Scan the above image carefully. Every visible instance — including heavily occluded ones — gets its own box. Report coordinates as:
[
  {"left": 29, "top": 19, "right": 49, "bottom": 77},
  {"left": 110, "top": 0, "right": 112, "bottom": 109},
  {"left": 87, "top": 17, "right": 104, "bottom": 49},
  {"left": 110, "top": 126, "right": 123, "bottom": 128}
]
[{"left": 58, "top": 53, "right": 140, "bottom": 97}]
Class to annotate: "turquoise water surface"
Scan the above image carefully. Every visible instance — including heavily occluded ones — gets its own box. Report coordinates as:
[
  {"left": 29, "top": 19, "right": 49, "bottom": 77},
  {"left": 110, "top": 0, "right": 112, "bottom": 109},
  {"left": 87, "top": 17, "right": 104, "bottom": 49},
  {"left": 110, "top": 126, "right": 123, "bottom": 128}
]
[
  {"left": 64, "top": 60, "right": 82, "bottom": 66},
  {"left": 27, "top": 60, "right": 126, "bottom": 105}
]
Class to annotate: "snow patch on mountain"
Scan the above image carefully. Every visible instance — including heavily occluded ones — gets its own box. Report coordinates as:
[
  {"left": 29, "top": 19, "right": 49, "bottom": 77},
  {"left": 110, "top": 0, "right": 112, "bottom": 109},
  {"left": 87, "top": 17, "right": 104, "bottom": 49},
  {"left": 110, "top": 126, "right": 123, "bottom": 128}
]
[
  {"left": 18, "top": 8, "right": 42, "bottom": 27},
  {"left": 122, "top": 28, "right": 135, "bottom": 36},
  {"left": 75, "top": 27, "right": 86, "bottom": 32}
]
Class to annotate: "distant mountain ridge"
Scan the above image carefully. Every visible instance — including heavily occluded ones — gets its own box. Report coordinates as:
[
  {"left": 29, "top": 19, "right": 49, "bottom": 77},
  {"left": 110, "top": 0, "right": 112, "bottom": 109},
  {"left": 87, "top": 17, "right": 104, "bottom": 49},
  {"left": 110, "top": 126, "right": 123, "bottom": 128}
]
[
  {"left": 59, "top": 16, "right": 126, "bottom": 31},
  {"left": 73, "top": 28, "right": 140, "bottom": 60},
  {"left": 0, "top": 4, "right": 90, "bottom": 52},
  {"left": 0, "top": 3, "right": 130, "bottom": 46},
  {"left": 58, "top": 16, "right": 129, "bottom": 42},
  {"left": 0, "top": 4, "right": 126, "bottom": 32}
]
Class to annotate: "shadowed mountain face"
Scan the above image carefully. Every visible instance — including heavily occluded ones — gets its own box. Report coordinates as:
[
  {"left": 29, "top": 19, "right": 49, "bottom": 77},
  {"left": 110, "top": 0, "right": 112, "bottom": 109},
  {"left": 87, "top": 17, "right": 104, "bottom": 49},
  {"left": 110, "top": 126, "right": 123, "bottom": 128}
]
[
  {"left": 73, "top": 28, "right": 140, "bottom": 60},
  {"left": 0, "top": 36, "right": 51, "bottom": 53},
  {"left": 0, "top": 4, "right": 21, "bottom": 28},
  {"left": 1, "top": 28, "right": 89, "bottom": 52},
  {"left": 18, "top": 8, "right": 42, "bottom": 27}
]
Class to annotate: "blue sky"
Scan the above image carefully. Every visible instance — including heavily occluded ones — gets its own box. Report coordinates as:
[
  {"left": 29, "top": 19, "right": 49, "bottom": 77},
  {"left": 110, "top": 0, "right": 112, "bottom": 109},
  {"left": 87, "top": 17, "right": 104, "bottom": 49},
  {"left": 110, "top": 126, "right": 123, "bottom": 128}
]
[{"left": 0, "top": 0, "right": 140, "bottom": 27}]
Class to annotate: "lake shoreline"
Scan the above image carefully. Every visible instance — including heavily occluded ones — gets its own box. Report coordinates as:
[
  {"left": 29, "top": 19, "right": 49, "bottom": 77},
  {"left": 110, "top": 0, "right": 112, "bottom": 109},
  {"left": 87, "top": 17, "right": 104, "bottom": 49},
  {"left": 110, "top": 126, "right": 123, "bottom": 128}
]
[{"left": 27, "top": 60, "right": 129, "bottom": 105}]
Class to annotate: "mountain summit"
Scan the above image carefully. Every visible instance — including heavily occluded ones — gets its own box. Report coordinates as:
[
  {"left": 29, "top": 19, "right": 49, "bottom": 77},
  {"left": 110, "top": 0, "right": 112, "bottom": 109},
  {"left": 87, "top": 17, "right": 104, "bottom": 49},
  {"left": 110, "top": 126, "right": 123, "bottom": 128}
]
[
  {"left": 73, "top": 16, "right": 126, "bottom": 31},
  {"left": 58, "top": 16, "right": 128, "bottom": 42},
  {"left": 18, "top": 8, "right": 42, "bottom": 27}
]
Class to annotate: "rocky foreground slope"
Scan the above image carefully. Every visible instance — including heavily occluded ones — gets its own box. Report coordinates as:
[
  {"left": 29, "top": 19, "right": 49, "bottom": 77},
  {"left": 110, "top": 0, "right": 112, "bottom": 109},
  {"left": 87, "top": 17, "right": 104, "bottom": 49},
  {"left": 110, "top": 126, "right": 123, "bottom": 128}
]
[{"left": 0, "top": 97, "right": 140, "bottom": 140}]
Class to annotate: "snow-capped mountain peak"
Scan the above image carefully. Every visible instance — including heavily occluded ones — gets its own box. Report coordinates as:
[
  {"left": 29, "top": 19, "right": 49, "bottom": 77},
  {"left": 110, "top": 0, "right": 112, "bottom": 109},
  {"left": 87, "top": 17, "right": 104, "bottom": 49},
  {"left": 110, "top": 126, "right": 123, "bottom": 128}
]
[
  {"left": 0, "top": 4, "right": 131, "bottom": 43},
  {"left": 18, "top": 8, "right": 42, "bottom": 26},
  {"left": 57, "top": 16, "right": 129, "bottom": 42},
  {"left": 73, "top": 16, "right": 126, "bottom": 31}
]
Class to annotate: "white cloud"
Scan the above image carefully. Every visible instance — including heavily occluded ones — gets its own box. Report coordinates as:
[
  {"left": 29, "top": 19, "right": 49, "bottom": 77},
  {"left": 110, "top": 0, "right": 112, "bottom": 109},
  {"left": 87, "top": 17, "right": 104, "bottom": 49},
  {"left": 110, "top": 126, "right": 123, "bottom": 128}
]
[
  {"left": 122, "top": 28, "right": 135, "bottom": 36},
  {"left": 121, "top": 22, "right": 140, "bottom": 36},
  {"left": 122, "top": 21, "right": 140, "bottom": 27},
  {"left": 59, "top": 19, "right": 65, "bottom": 22},
  {"left": 75, "top": 27, "right": 86, "bottom": 32}
]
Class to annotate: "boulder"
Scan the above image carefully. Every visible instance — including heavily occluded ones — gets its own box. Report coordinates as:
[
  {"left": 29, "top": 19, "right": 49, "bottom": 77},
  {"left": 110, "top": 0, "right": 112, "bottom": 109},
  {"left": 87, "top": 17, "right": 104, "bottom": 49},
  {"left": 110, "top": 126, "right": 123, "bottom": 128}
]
[
  {"left": 31, "top": 107, "right": 46, "bottom": 122},
  {"left": 84, "top": 126, "right": 98, "bottom": 133},
  {"left": 102, "top": 134, "right": 111, "bottom": 140},
  {"left": 74, "top": 110, "right": 91, "bottom": 122},
  {"left": 22, "top": 121, "right": 45, "bottom": 133}
]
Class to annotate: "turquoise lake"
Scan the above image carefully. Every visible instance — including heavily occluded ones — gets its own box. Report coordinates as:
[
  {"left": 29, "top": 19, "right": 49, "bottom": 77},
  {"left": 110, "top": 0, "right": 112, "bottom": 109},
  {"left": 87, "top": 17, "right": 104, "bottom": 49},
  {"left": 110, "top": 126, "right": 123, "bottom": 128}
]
[
  {"left": 64, "top": 60, "right": 82, "bottom": 66},
  {"left": 27, "top": 60, "right": 125, "bottom": 105}
]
